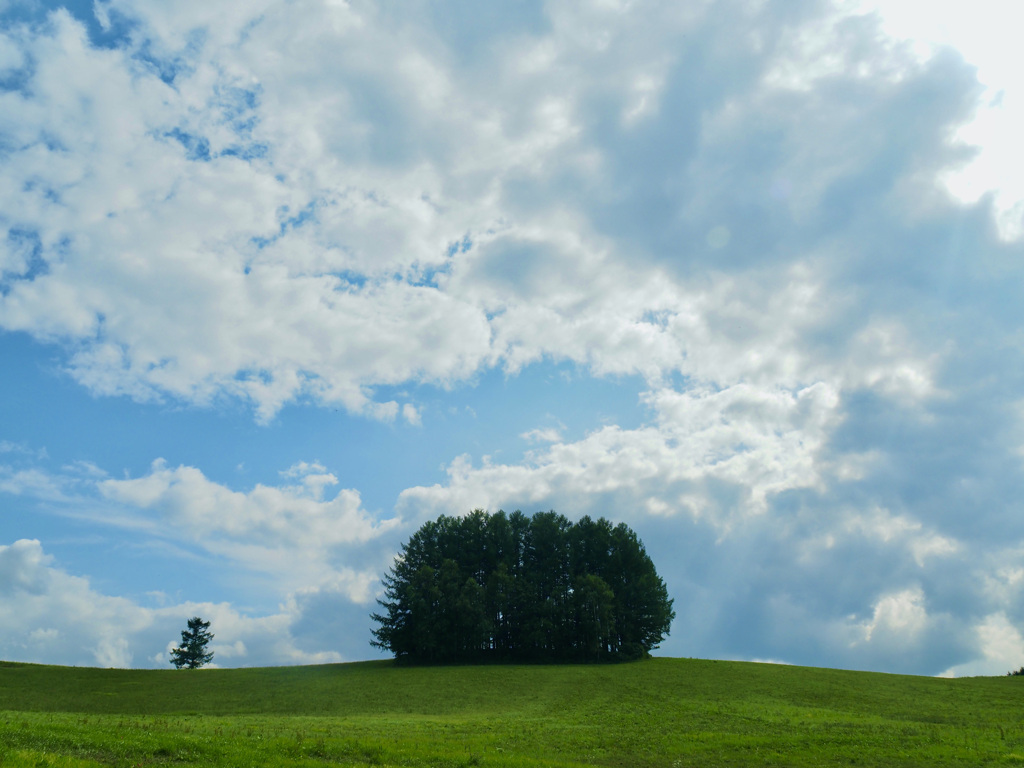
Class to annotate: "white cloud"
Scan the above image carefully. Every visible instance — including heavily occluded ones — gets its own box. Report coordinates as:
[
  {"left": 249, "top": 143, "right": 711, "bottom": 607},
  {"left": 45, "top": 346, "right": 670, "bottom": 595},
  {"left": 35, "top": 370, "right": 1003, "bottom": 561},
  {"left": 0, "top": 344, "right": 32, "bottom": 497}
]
[
  {"left": 98, "top": 459, "right": 399, "bottom": 597},
  {"left": 0, "top": 441, "right": 47, "bottom": 459},
  {"left": 849, "top": 0, "right": 1024, "bottom": 240},
  {"left": 402, "top": 403, "right": 422, "bottom": 426},
  {"left": 856, "top": 587, "right": 929, "bottom": 644},
  {"left": 0, "top": 7, "right": 495, "bottom": 422},
  {"left": 0, "top": 452, "right": 400, "bottom": 617},
  {"left": 941, "top": 613, "right": 1024, "bottom": 678},
  {"left": 0, "top": 0, "right": 956, "bottom": 424},
  {"left": 280, "top": 460, "right": 338, "bottom": 500},
  {"left": 0, "top": 465, "right": 71, "bottom": 500},
  {"left": 521, "top": 426, "right": 563, "bottom": 444},
  {"left": 0, "top": 537, "right": 355, "bottom": 668},
  {"left": 0, "top": 538, "right": 151, "bottom": 667},
  {"left": 0, "top": 28, "right": 21, "bottom": 73},
  {"left": 401, "top": 379, "right": 846, "bottom": 529},
  {"left": 843, "top": 507, "right": 959, "bottom": 567},
  {"left": 975, "top": 613, "right": 1024, "bottom": 671},
  {"left": 982, "top": 562, "right": 1024, "bottom": 608}
]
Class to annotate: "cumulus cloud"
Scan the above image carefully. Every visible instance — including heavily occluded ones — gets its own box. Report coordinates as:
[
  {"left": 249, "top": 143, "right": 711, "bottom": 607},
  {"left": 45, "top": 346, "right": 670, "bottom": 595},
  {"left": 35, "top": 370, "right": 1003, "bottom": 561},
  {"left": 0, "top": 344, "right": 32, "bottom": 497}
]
[
  {"left": 401, "top": 379, "right": 849, "bottom": 531},
  {"left": 941, "top": 613, "right": 1024, "bottom": 678},
  {"left": 0, "top": 537, "right": 155, "bottom": 668},
  {"left": 96, "top": 458, "right": 399, "bottom": 598},
  {"left": 0, "top": 538, "right": 353, "bottom": 668},
  {"left": 856, "top": 587, "right": 929, "bottom": 644},
  {"left": 0, "top": 0, "right": 988, "bottom": 423},
  {"left": 851, "top": 0, "right": 1024, "bottom": 241},
  {"left": 0, "top": 6, "right": 493, "bottom": 422},
  {"left": 0, "top": 440, "right": 415, "bottom": 658}
]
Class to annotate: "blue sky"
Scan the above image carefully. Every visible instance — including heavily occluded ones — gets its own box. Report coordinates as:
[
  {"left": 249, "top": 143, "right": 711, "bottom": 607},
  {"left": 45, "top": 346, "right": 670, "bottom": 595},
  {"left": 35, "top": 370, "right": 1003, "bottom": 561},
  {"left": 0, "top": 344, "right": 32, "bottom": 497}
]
[{"left": 2, "top": 0, "right": 1024, "bottom": 675}]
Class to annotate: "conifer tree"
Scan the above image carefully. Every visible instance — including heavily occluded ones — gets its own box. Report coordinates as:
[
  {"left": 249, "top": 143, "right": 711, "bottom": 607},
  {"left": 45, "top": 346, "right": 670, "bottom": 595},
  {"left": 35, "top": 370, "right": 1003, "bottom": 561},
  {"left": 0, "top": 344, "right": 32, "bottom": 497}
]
[{"left": 170, "top": 616, "right": 215, "bottom": 669}]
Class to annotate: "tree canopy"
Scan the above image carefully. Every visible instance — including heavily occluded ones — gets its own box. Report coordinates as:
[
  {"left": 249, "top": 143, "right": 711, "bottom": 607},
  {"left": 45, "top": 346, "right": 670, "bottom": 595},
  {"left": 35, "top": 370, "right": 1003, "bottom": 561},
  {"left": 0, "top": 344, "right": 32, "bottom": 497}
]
[{"left": 371, "top": 510, "right": 675, "bottom": 663}]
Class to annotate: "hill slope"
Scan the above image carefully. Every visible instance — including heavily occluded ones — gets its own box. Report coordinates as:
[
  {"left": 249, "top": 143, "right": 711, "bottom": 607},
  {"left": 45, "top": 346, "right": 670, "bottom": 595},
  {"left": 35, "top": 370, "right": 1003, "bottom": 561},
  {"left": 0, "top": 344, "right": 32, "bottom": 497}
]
[{"left": 1, "top": 658, "right": 1023, "bottom": 767}]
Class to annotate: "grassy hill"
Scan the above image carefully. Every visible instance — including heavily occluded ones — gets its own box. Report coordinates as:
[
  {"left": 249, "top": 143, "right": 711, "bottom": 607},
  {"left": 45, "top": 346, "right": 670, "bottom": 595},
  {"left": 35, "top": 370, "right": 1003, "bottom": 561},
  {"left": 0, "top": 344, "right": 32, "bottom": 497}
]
[{"left": 1, "top": 657, "right": 1023, "bottom": 767}]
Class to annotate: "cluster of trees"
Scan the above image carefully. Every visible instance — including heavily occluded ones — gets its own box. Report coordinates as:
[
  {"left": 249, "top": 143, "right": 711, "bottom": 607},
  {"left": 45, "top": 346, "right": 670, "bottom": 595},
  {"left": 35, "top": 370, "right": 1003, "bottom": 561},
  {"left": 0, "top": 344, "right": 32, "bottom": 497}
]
[{"left": 371, "top": 510, "right": 675, "bottom": 663}]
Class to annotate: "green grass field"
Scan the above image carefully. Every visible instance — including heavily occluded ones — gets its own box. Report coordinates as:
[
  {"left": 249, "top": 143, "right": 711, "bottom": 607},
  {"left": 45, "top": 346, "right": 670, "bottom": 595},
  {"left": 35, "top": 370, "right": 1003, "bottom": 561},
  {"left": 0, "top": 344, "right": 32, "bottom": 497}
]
[{"left": 1, "top": 657, "right": 1023, "bottom": 767}]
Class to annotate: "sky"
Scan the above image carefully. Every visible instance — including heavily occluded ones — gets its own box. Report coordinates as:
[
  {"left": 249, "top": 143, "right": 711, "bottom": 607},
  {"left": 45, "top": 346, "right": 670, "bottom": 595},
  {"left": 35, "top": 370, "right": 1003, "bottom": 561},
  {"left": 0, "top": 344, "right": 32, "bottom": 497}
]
[{"left": 1, "top": 0, "right": 1023, "bottom": 676}]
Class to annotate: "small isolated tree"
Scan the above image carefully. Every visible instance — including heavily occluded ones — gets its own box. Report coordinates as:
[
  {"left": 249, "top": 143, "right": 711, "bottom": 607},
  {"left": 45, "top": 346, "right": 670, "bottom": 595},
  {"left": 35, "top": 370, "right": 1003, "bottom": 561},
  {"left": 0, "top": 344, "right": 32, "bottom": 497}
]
[{"left": 170, "top": 616, "right": 214, "bottom": 669}]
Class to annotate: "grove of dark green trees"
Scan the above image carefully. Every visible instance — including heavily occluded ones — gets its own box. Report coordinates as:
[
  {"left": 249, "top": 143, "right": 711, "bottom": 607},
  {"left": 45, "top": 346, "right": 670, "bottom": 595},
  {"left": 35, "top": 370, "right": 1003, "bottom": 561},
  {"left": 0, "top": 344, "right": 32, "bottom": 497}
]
[{"left": 370, "top": 510, "right": 675, "bottom": 663}]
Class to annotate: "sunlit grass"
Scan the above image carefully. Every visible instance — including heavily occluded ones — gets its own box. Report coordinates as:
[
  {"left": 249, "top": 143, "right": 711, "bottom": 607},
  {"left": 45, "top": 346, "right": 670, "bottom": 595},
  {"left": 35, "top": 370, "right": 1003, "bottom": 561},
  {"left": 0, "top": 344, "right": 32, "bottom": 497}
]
[{"left": 2, "top": 658, "right": 1024, "bottom": 766}]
